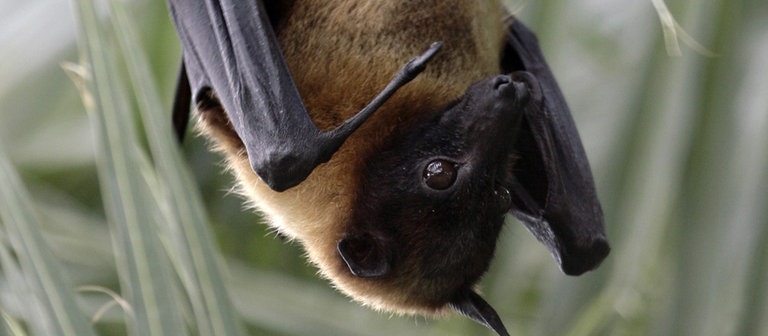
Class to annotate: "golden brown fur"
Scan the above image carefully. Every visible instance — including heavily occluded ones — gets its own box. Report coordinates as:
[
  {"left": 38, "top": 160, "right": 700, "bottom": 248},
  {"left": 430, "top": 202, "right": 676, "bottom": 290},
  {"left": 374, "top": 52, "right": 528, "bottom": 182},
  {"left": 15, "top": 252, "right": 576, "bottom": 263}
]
[{"left": 197, "top": 0, "right": 507, "bottom": 315}]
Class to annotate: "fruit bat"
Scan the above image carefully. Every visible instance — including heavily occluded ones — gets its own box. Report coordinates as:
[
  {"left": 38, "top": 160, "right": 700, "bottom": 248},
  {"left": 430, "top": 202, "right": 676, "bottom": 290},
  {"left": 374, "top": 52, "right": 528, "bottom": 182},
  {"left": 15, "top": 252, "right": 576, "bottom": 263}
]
[{"left": 167, "top": 1, "right": 609, "bottom": 335}]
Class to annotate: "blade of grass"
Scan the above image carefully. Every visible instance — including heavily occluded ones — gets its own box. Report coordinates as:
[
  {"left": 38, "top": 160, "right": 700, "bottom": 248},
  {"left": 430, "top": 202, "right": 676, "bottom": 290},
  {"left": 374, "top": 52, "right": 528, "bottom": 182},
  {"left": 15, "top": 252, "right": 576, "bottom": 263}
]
[
  {"left": 107, "top": 1, "right": 247, "bottom": 335},
  {"left": 1, "top": 307, "right": 28, "bottom": 336},
  {"left": 0, "top": 230, "right": 26, "bottom": 314},
  {"left": 0, "top": 150, "right": 97, "bottom": 336},
  {"left": 676, "top": 2, "right": 767, "bottom": 334},
  {"left": 0, "top": 231, "right": 30, "bottom": 336},
  {"left": 70, "top": 0, "right": 189, "bottom": 334}
]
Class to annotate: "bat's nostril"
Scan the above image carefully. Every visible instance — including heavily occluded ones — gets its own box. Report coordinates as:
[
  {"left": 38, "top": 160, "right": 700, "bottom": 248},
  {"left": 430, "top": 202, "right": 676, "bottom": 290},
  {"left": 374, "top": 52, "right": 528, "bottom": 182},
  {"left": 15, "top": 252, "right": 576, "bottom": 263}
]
[
  {"left": 492, "top": 75, "right": 511, "bottom": 91},
  {"left": 510, "top": 71, "right": 542, "bottom": 102}
]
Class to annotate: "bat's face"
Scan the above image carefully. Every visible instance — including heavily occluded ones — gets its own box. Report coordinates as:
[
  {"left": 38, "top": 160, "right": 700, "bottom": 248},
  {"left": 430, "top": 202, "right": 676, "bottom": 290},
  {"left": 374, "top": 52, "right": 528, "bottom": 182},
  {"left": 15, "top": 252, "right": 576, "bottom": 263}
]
[{"left": 336, "top": 73, "right": 541, "bottom": 315}]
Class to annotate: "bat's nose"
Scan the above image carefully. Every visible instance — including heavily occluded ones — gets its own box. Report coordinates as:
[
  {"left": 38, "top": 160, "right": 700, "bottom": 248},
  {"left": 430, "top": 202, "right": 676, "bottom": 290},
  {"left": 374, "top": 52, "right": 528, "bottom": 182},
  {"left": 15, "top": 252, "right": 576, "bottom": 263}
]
[
  {"left": 492, "top": 75, "right": 512, "bottom": 90},
  {"left": 491, "top": 75, "right": 522, "bottom": 99},
  {"left": 492, "top": 72, "right": 541, "bottom": 104}
]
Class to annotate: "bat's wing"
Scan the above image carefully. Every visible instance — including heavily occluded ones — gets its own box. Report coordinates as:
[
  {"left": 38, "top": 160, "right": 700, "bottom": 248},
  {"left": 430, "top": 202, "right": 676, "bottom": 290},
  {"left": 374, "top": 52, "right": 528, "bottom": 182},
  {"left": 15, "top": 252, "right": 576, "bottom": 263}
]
[
  {"left": 502, "top": 19, "right": 609, "bottom": 275},
  {"left": 172, "top": 61, "right": 191, "bottom": 141},
  {"left": 167, "top": 0, "right": 440, "bottom": 191}
]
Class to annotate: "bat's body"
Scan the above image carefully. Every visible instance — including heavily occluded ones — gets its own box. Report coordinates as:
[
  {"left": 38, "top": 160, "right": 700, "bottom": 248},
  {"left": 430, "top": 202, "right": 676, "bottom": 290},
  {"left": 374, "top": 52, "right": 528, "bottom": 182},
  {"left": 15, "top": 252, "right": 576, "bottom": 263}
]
[
  {"left": 198, "top": 0, "right": 504, "bottom": 313},
  {"left": 169, "top": 1, "right": 609, "bottom": 334}
]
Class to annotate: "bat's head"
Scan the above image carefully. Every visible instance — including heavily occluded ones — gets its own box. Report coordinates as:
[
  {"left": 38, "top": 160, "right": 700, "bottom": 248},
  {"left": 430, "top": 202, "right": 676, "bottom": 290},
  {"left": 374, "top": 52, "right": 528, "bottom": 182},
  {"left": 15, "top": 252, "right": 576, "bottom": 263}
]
[{"left": 335, "top": 73, "right": 542, "bottom": 334}]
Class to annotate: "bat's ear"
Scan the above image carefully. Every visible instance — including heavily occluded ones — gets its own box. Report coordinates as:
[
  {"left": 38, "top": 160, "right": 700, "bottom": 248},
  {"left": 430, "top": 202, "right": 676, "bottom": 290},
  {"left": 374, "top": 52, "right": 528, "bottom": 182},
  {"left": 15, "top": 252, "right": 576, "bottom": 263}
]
[
  {"left": 507, "top": 107, "right": 610, "bottom": 276},
  {"left": 337, "top": 233, "right": 392, "bottom": 278},
  {"left": 503, "top": 19, "right": 609, "bottom": 276},
  {"left": 450, "top": 290, "right": 509, "bottom": 336}
]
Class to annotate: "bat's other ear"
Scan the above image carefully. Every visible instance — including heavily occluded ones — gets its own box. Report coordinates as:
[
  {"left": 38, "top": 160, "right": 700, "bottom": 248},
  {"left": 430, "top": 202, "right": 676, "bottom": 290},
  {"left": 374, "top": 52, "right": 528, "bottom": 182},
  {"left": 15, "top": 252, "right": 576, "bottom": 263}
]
[
  {"left": 506, "top": 91, "right": 610, "bottom": 276},
  {"left": 450, "top": 290, "right": 509, "bottom": 336},
  {"left": 337, "top": 233, "right": 392, "bottom": 278},
  {"left": 503, "top": 18, "right": 609, "bottom": 276}
]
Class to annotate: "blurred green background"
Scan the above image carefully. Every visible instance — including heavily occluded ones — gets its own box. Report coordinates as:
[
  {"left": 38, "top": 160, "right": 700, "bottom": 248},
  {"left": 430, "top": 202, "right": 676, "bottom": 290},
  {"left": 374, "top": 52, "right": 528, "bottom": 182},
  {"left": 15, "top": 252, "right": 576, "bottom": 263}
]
[{"left": 1, "top": 0, "right": 767, "bottom": 335}]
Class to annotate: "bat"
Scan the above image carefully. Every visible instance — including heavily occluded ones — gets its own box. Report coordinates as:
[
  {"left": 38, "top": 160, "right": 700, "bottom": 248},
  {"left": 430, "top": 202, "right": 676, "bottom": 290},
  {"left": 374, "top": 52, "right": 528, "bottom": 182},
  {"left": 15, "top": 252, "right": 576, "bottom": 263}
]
[{"left": 167, "top": 1, "right": 609, "bottom": 335}]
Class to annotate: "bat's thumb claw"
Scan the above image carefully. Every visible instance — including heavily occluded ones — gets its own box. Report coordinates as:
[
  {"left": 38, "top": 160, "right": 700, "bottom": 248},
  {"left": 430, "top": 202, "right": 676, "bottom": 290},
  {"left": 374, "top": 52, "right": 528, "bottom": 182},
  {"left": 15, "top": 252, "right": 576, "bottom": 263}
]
[
  {"left": 404, "top": 41, "right": 443, "bottom": 78},
  {"left": 414, "top": 41, "right": 443, "bottom": 65},
  {"left": 423, "top": 41, "right": 444, "bottom": 59}
]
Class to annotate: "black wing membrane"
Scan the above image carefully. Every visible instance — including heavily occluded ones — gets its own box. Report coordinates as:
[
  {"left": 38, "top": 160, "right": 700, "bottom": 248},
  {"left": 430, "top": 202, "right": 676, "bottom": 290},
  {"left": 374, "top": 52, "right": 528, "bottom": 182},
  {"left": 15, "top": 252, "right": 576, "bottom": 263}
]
[
  {"left": 502, "top": 19, "right": 609, "bottom": 275},
  {"left": 172, "top": 61, "right": 191, "bottom": 141},
  {"left": 167, "top": 0, "right": 441, "bottom": 191}
]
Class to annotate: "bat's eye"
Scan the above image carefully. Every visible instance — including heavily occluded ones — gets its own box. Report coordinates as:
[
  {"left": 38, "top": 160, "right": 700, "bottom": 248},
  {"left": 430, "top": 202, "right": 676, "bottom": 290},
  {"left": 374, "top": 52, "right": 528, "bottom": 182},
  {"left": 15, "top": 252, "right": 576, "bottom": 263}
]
[
  {"left": 494, "top": 185, "right": 513, "bottom": 213},
  {"left": 423, "top": 159, "right": 458, "bottom": 190}
]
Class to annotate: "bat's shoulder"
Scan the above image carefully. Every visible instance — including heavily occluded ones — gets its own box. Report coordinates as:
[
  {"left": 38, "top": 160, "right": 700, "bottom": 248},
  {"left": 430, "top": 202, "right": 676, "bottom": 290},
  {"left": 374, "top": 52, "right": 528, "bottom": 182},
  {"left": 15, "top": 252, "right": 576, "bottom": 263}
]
[{"left": 273, "top": 0, "right": 508, "bottom": 128}]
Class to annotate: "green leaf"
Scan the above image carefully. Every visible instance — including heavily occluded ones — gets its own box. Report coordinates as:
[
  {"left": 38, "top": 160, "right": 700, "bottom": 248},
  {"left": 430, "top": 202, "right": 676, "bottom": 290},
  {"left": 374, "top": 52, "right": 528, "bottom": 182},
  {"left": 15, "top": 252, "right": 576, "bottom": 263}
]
[
  {"left": 0, "top": 150, "right": 97, "bottom": 336},
  {"left": 107, "top": 1, "right": 248, "bottom": 335},
  {"left": 1, "top": 307, "right": 28, "bottom": 336},
  {"left": 70, "top": 0, "right": 189, "bottom": 334}
]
